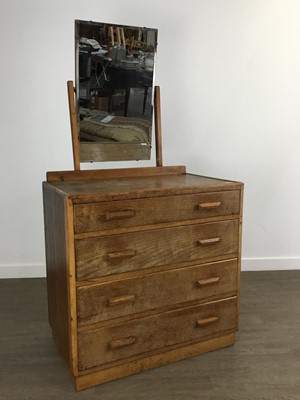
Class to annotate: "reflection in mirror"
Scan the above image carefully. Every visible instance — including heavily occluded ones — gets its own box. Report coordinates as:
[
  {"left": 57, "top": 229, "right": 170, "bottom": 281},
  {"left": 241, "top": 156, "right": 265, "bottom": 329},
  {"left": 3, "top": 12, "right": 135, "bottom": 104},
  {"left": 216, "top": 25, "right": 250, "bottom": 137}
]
[{"left": 75, "top": 20, "right": 158, "bottom": 162}]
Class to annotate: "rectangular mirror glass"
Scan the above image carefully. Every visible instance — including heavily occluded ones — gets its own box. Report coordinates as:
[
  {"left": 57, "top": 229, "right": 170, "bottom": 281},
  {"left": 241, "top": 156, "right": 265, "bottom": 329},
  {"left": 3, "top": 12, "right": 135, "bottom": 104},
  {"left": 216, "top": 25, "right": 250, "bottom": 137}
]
[{"left": 75, "top": 20, "right": 158, "bottom": 162}]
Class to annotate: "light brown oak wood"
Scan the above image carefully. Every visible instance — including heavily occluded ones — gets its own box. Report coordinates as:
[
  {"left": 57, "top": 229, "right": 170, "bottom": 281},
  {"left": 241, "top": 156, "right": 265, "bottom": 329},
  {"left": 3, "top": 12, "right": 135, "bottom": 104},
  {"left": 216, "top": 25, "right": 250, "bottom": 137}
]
[
  {"left": 108, "top": 294, "right": 136, "bottom": 307},
  {"left": 196, "top": 276, "right": 220, "bottom": 286},
  {"left": 77, "top": 297, "right": 237, "bottom": 371},
  {"left": 80, "top": 142, "right": 151, "bottom": 162},
  {"left": 43, "top": 168, "right": 243, "bottom": 390},
  {"left": 196, "top": 315, "right": 219, "bottom": 327},
  {"left": 74, "top": 333, "right": 235, "bottom": 390},
  {"left": 75, "top": 219, "right": 239, "bottom": 280},
  {"left": 43, "top": 183, "right": 72, "bottom": 368},
  {"left": 154, "top": 86, "right": 163, "bottom": 167},
  {"left": 198, "top": 201, "right": 222, "bottom": 209},
  {"left": 108, "top": 336, "right": 137, "bottom": 350},
  {"left": 74, "top": 190, "right": 240, "bottom": 234},
  {"left": 48, "top": 173, "right": 241, "bottom": 204},
  {"left": 67, "top": 81, "right": 80, "bottom": 171},
  {"left": 46, "top": 165, "right": 186, "bottom": 183},
  {"left": 76, "top": 259, "right": 238, "bottom": 326}
]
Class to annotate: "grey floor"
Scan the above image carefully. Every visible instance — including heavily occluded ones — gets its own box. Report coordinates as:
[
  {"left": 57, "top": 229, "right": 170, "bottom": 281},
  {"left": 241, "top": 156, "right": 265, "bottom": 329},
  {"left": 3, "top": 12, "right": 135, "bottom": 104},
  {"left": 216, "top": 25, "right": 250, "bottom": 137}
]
[{"left": 0, "top": 271, "right": 299, "bottom": 400}]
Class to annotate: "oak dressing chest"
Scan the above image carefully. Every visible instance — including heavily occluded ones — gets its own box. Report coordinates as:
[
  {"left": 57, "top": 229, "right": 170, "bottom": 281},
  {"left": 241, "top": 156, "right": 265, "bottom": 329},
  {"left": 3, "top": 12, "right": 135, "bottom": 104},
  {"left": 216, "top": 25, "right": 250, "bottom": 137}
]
[{"left": 43, "top": 165, "right": 243, "bottom": 390}]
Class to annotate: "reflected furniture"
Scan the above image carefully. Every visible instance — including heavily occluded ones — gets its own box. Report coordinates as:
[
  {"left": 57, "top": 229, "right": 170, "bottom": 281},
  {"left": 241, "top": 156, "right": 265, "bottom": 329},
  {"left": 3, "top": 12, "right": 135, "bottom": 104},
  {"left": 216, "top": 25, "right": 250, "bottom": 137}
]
[{"left": 103, "top": 65, "right": 153, "bottom": 116}]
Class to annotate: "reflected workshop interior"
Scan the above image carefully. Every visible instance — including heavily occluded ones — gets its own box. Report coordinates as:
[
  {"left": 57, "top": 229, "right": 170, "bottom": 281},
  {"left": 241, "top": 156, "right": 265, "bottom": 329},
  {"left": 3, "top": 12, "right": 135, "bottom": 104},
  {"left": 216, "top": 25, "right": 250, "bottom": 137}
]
[{"left": 75, "top": 20, "right": 158, "bottom": 144}]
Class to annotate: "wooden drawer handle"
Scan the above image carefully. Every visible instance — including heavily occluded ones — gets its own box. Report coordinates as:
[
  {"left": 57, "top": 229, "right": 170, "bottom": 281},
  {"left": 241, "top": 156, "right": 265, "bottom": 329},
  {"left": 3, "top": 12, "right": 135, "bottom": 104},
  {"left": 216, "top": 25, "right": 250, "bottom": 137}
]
[
  {"left": 198, "top": 201, "right": 221, "bottom": 209},
  {"left": 196, "top": 276, "right": 220, "bottom": 287},
  {"left": 105, "top": 209, "right": 135, "bottom": 221},
  {"left": 106, "top": 250, "right": 136, "bottom": 262},
  {"left": 108, "top": 294, "right": 136, "bottom": 306},
  {"left": 108, "top": 336, "right": 137, "bottom": 350},
  {"left": 196, "top": 316, "right": 219, "bottom": 327},
  {"left": 197, "top": 237, "right": 220, "bottom": 246}
]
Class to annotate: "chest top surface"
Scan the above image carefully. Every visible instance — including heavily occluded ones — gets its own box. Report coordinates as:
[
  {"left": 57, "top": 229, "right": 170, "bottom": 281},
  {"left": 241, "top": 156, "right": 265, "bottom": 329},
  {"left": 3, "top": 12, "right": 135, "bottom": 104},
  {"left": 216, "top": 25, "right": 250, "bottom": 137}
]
[{"left": 46, "top": 173, "right": 242, "bottom": 203}]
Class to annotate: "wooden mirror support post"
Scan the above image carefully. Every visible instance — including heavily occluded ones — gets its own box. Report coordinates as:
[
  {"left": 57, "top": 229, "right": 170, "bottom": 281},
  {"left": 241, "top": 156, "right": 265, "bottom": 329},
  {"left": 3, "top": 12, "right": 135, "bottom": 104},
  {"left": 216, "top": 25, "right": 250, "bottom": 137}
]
[
  {"left": 67, "top": 81, "right": 163, "bottom": 171},
  {"left": 154, "top": 86, "right": 163, "bottom": 167},
  {"left": 67, "top": 81, "right": 80, "bottom": 170}
]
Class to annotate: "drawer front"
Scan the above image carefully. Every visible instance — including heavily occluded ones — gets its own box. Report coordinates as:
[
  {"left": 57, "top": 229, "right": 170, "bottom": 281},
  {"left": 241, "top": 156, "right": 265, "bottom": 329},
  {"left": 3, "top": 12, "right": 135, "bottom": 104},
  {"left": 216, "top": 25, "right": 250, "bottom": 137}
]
[
  {"left": 78, "top": 297, "right": 237, "bottom": 370},
  {"left": 75, "top": 220, "right": 239, "bottom": 280},
  {"left": 77, "top": 259, "right": 238, "bottom": 326},
  {"left": 74, "top": 191, "right": 240, "bottom": 233}
]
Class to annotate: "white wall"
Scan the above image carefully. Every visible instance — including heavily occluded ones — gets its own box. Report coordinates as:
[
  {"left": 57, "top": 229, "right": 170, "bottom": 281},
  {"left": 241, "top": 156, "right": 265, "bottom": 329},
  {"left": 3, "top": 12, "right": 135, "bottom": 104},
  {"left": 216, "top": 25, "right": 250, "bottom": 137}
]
[{"left": 0, "top": 0, "right": 299, "bottom": 278}]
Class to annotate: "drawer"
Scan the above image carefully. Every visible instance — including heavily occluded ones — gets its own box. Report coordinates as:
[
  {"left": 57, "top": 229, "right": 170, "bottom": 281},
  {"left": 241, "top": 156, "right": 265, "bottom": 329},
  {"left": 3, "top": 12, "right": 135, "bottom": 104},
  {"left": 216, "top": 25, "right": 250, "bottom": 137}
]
[
  {"left": 74, "top": 191, "right": 240, "bottom": 233},
  {"left": 77, "top": 259, "right": 238, "bottom": 326},
  {"left": 78, "top": 297, "right": 237, "bottom": 370},
  {"left": 75, "top": 220, "right": 239, "bottom": 280}
]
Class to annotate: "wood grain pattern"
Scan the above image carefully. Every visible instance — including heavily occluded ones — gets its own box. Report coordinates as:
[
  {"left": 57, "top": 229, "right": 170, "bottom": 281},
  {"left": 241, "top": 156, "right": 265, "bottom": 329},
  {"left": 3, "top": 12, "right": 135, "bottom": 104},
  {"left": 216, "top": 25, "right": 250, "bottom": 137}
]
[
  {"left": 198, "top": 201, "right": 221, "bottom": 209},
  {"left": 108, "top": 336, "right": 137, "bottom": 350},
  {"left": 236, "top": 183, "right": 244, "bottom": 330},
  {"left": 74, "top": 190, "right": 240, "bottom": 234},
  {"left": 75, "top": 220, "right": 239, "bottom": 280},
  {"left": 47, "top": 173, "right": 241, "bottom": 202},
  {"left": 42, "top": 183, "right": 72, "bottom": 368},
  {"left": 196, "top": 316, "right": 219, "bottom": 327},
  {"left": 67, "top": 81, "right": 80, "bottom": 170},
  {"left": 105, "top": 209, "right": 136, "bottom": 221},
  {"left": 42, "top": 170, "right": 243, "bottom": 390},
  {"left": 107, "top": 294, "right": 136, "bottom": 307},
  {"left": 75, "top": 333, "right": 235, "bottom": 391},
  {"left": 66, "top": 198, "right": 79, "bottom": 375},
  {"left": 77, "top": 297, "right": 237, "bottom": 371},
  {"left": 47, "top": 166, "right": 186, "bottom": 183},
  {"left": 80, "top": 142, "right": 151, "bottom": 162},
  {"left": 154, "top": 86, "right": 163, "bottom": 167},
  {"left": 76, "top": 259, "right": 238, "bottom": 326}
]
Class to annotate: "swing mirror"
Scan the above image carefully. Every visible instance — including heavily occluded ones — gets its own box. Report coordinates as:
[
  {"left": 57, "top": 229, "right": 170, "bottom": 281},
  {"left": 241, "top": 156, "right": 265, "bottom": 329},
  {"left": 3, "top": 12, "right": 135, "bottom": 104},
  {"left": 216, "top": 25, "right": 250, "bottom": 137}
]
[{"left": 74, "top": 19, "right": 158, "bottom": 162}]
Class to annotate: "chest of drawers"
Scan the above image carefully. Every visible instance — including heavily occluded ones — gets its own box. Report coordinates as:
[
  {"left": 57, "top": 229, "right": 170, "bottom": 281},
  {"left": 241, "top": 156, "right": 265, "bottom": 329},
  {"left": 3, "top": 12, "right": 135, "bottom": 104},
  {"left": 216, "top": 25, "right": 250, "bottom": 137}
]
[{"left": 43, "top": 166, "right": 243, "bottom": 390}]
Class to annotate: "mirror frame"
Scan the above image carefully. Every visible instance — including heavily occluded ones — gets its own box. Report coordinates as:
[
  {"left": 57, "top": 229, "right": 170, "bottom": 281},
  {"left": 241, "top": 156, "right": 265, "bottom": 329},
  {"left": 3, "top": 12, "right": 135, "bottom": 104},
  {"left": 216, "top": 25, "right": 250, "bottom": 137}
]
[
  {"left": 68, "top": 82, "right": 162, "bottom": 170},
  {"left": 74, "top": 20, "right": 158, "bottom": 163}
]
